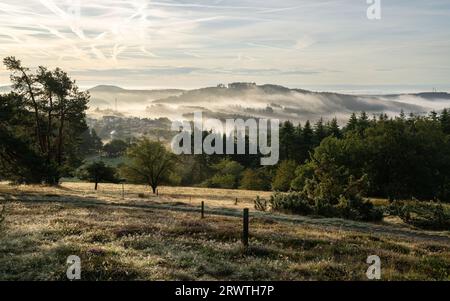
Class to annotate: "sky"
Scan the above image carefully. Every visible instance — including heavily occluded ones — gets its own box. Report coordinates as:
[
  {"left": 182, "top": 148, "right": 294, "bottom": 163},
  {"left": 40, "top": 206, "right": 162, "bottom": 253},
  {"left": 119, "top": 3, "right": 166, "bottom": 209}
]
[{"left": 0, "top": 0, "right": 450, "bottom": 90}]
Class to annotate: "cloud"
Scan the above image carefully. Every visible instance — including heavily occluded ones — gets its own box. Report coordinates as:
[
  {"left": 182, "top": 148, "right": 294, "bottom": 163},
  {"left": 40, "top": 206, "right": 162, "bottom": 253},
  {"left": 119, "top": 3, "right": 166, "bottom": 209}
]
[
  {"left": 0, "top": 0, "right": 449, "bottom": 89},
  {"left": 69, "top": 66, "right": 331, "bottom": 78}
]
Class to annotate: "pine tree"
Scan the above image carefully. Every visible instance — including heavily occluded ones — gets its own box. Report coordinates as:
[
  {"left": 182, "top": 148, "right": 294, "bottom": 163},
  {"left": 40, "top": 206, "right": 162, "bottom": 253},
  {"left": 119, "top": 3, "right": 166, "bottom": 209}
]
[
  {"left": 2, "top": 57, "right": 89, "bottom": 184},
  {"left": 280, "top": 120, "right": 296, "bottom": 161},
  {"left": 346, "top": 113, "right": 358, "bottom": 132},
  {"left": 314, "top": 117, "right": 327, "bottom": 145},
  {"left": 293, "top": 122, "right": 303, "bottom": 163},
  {"left": 429, "top": 110, "right": 438, "bottom": 121},
  {"left": 440, "top": 108, "right": 450, "bottom": 134},
  {"left": 301, "top": 120, "right": 314, "bottom": 162},
  {"left": 327, "top": 118, "right": 342, "bottom": 138}
]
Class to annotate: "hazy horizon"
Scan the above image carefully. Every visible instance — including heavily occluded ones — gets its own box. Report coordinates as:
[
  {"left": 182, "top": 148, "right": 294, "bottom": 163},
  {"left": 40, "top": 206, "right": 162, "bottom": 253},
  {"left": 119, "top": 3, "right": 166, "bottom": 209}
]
[{"left": 2, "top": 82, "right": 450, "bottom": 95}]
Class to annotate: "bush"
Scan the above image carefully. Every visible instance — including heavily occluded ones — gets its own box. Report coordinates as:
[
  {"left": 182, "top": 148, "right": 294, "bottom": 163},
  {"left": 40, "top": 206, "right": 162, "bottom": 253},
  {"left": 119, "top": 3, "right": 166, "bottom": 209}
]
[
  {"left": 389, "top": 201, "right": 450, "bottom": 230},
  {"left": 274, "top": 155, "right": 382, "bottom": 221},
  {"left": 315, "top": 198, "right": 339, "bottom": 218},
  {"left": 78, "top": 161, "right": 119, "bottom": 190},
  {"left": 290, "top": 162, "right": 315, "bottom": 191},
  {"left": 203, "top": 159, "right": 244, "bottom": 189},
  {"left": 269, "top": 192, "right": 314, "bottom": 215},
  {"left": 254, "top": 196, "right": 268, "bottom": 212},
  {"left": 209, "top": 174, "right": 237, "bottom": 189},
  {"left": 272, "top": 160, "right": 297, "bottom": 192},
  {"left": 336, "top": 196, "right": 383, "bottom": 222},
  {"left": 103, "top": 139, "right": 128, "bottom": 157},
  {"left": 269, "top": 192, "right": 383, "bottom": 222},
  {"left": 240, "top": 169, "right": 272, "bottom": 191}
]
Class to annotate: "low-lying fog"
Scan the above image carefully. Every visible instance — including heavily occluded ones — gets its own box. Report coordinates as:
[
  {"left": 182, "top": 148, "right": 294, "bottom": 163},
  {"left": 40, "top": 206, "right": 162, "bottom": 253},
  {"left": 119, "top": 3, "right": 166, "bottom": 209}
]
[{"left": 87, "top": 84, "right": 450, "bottom": 124}]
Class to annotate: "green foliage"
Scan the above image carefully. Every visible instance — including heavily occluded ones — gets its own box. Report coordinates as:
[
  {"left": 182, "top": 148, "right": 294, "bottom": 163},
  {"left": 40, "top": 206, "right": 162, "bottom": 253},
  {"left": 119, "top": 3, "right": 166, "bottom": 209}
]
[
  {"left": 388, "top": 201, "right": 450, "bottom": 230},
  {"left": 120, "top": 138, "right": 176, "bottom": 193},
  {"left": 336, "top": 196, "right": 383, "bottom": 222},
  {"left": 271, "top": 110, "right": 450, "bottom": 222},
  {"left": 291, "top": 111, "right": 450, "bottom": 203},
  {"left": 78, "top": 161, "right": 119, "bottom": 190},
  {"left": 78, "top": 129, "right": 103, "bottom": 156},
  {"left": 272, "top": 160, "right": 297, "bottom": 192},
  {"left": 279, "top": 120, "right": 297, "bottom": 161},
  {"left": 269, "top": 192, "right": 382, "bottom": 222},
  {"left": 103, "top": 139, "right": 128, "bottom": 157},
  {"left": 290, "top": 162, "right": 315, "bottom": 191},
  {"left": 363, "top": 116, "right": 450, "bottom": 201},
  {"left": 203, "top": 159, "right": 244, "bottom": 189},
  {"left": 208, "top": 174, "right": 237, "bottom": 189},
  {"left": 0, "top": 120, "right": 48, "bottom": 183},
  {"left": 302, "top": 137, "right": 368, "bottom": 204},
  {"left": 313, "top": 118, "right": 328, "bottom": 145},
  {"left": 0, "top": 57, "right": 89, "bottom": 184},
  {"left": 240, "top": 168, "right": 272, "bottom": 191},
  {"left": 271, "top": 143, "right": 382, "bottom": 221},
  {"left": 269, "top": 192, "right": 314, "bottom": 215},
  {"left": 173, "top": 155, "right": 215, "bottom": 187}
]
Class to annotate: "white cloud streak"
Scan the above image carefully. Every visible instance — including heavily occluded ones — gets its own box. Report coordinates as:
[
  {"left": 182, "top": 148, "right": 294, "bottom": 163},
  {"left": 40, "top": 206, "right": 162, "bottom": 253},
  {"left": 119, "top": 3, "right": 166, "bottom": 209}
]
[{"left": 0, "top": 0, "right": 448, "bottom": 89}]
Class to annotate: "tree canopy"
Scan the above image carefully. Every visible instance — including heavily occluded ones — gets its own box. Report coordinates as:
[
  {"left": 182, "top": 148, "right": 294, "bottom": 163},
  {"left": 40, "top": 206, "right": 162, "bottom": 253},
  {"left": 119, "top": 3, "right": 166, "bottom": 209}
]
[
  {"left": 0, "top": 57, "right": 89, "bottom": 184},
  {"left": 78, "top": 161, "right": 119, "bottom": 190},
  {"left": 120, "top": 138, "right": 176, "bottom": 194}
]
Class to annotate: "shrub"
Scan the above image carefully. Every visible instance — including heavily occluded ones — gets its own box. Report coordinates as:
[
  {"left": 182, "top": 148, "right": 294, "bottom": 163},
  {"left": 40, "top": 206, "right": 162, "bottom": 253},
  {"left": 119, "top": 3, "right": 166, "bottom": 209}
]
[
  {"left": 336, "top": 196, "right": 383, "bottom": 222},
  {"left": 389, "top": 201, "right": 450, "bottom": 230},
  {"left": 203, "top": 159, "right": 244, "bottom": 189},
  {"left": 272, "top": 158, "right": 383, "bottom": 222},
  {"left": 315, "top": 198, "right": 339, "bottom": 218},
  {"left": 103, "top": 139, "right": 128, "bottom": 157},
  {"left": 209, "top": 174, "right": 237, "bottom": 189},
  {"left": 269, "top": 192, "right": 314, "bottom": 215},
  {"left": 269, "top": 192, "right": 383, "bottom": 222},
  {"left": 77, "top": 161, "right": 119, "bottom": 190},
  {"left": 272, "top": 160, "right": 297, "bottom": 192},
  {"left": 254, "top": 196, "right": 268, "bottom": 212},
  {"left": 240, "top": 169, "right": 272, "bottom": 191},
  {"left": 290, "top": 162, "right": 315, "bottom": 191}
]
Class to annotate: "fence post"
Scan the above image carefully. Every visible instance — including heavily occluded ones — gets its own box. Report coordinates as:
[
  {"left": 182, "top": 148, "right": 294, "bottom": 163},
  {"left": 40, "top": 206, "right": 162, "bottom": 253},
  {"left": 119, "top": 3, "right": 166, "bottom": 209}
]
[
  {"left": 235, "top": 198, "right": 238, "bottom": 205},
  {"left": 201, "top": 201, "right": 205, "bottom": 219},
  {"left": 242, "top": 208, "right": 249, "bottom": 247},
  {"left": 122, "top": 183, "right": 125, "bottom": 200}
]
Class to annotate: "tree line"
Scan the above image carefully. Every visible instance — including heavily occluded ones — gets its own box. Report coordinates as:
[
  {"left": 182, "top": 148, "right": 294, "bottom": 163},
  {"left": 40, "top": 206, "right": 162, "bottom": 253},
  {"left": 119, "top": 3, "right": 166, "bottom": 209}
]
[
  {"left": 2, "top": 59, "right": 450, "bottom": 204},
  {"left": 172, "top": 110, "right": 450, "bottom": 203}
]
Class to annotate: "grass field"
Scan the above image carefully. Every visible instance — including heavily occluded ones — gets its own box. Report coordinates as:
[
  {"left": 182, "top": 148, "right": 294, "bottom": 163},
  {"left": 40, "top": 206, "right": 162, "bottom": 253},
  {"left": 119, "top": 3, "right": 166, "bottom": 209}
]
[{"left": 0, "top": 182, "right": 449, "bottom": 280}]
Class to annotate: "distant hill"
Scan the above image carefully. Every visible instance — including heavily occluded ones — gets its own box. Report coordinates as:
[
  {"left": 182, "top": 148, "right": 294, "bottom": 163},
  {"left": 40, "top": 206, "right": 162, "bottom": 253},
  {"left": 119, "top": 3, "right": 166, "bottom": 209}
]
[
  {"left": 377, "top": 92, "right": 450, "bottom": 100},
  {"left": 80, "top": 83, "right": 450, "bottom": 122},
  {"left": 0, "top": 85, "right": 11, "bottom": 93},
  {"left": 86, "top": 85, "right": 184, "bottom": 114},
  {"left": 88, "top": 85, "right": 127, "bottom": 93},
  {"left": 149, "top": 83, "right": 450, "bottom": 122}
]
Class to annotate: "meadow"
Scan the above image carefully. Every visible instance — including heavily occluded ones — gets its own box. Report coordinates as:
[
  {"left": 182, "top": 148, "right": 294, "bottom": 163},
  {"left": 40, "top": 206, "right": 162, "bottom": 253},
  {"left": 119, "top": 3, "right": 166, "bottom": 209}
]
[{"left": 0, "top": 182, "right": 449, "bottom": 280}]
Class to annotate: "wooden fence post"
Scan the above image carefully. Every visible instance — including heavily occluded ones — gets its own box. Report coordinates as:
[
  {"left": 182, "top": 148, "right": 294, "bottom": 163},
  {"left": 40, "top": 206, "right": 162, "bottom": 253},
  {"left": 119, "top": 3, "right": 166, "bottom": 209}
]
[
  {"left": 242, "top": 208, "right": 249, "bottom": 247},
  {"left": 201, "top": 201, "right": 205, "bottom": 219}
]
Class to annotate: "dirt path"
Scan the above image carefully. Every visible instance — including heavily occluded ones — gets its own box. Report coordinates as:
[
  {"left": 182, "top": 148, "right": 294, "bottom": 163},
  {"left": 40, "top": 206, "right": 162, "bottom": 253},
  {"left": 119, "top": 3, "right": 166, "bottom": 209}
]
[{"left": 1, "top": 192, "right": 449, "bottom": 244}]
